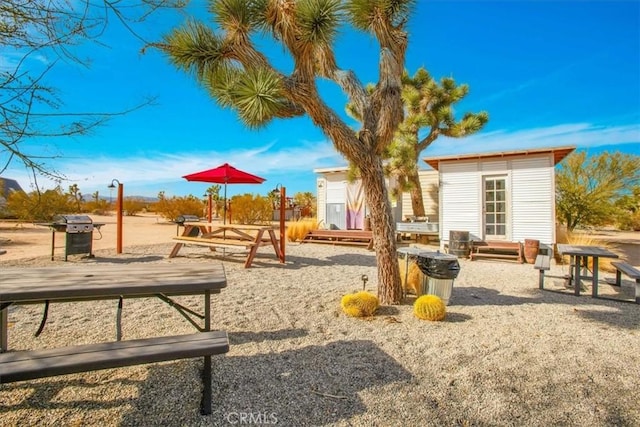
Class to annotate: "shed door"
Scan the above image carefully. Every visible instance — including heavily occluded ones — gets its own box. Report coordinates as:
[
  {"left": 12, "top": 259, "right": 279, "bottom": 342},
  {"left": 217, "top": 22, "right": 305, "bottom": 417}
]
[
  {"left": 326, "top": 181, "right": 346, "bottom": 230},
  {"left": 483, "top": 176, "right": 507, "bottom": 240}
]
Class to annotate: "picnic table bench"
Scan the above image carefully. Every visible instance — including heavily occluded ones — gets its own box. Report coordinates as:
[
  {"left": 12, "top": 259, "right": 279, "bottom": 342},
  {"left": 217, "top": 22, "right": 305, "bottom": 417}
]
[
  {"left": 610, "top": 261, "right": 640, "bottom": 304},
  {"left": 301, "top": 230, "right": 374, "bottom": 250},
  {"left": 470, "top": 240, "right": 524, "bottom": 263},
  {"left": 170, "top": 222, "right": 283, "bottom": 267},
  {"left": 534, "top": 254, "right": 551, "bottom": 289},
  {"left": 0, "top": 264, "right": 229, "bottom": 415}
]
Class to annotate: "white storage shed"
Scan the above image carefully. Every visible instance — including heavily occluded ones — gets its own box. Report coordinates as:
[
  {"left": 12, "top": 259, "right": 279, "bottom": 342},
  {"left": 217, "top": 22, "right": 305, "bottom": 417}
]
[{"left": 423, "top": 146, "right": 575, "bottom": 252}]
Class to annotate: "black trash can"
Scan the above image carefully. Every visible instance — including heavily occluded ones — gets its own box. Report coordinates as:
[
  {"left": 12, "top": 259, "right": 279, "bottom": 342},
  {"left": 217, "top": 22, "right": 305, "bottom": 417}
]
[{"left": 415, "top": 252, "right": 461, "bottom": 305}]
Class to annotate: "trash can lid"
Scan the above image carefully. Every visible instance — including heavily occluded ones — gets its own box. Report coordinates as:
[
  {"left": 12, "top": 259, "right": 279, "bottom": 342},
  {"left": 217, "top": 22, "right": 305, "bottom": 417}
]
[{"left": 417, "top": 252, "right": 458, "bottom": 261}]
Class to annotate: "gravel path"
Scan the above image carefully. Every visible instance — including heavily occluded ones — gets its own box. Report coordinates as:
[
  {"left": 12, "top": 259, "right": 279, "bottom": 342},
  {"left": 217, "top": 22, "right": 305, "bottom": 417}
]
[{"left": 1, "top": 242, "right": 639, "bottom": 426}]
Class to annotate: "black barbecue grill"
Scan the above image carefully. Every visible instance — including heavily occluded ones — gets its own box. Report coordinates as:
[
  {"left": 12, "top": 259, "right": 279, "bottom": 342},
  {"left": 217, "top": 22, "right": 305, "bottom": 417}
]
[{"left": 43, "top": 215, "right": 105, "bottom": 261}]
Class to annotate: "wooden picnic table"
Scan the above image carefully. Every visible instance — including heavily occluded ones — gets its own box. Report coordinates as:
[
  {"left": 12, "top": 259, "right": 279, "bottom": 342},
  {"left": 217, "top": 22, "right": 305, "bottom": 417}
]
[
  {"left": 556, "top": 244, "right": 619, "bottom": 298},
  {"left": 169, "top": 222, "right": 284, "bottom": 267},
  {"left": 0, "top": 263, "right": 228, "bottom": 414}
]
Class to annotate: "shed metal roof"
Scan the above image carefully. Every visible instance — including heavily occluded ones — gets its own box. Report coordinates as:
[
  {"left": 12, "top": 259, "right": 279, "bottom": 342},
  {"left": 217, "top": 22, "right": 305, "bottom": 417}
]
[{"left": 422, "top": 145, "right": 576, "bottom": 171}]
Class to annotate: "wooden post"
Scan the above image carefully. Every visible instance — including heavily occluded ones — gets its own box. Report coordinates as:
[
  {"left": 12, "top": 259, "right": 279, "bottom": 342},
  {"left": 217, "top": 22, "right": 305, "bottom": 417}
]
[
  {"left": 116, "top": 183, "right": 123, "bottom": 254},
  {"left": 207, "top": 194, "right": 213, "bottom": 233},
  {"left": 279, "top": 186, "right": 286, "bottom": 262}
]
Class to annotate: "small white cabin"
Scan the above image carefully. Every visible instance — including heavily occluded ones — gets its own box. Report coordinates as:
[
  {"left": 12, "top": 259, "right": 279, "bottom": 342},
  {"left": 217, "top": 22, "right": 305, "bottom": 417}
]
[
  {"left": 314, "top": 167, "right": 438, "bottom": 230},
  {"left": 423, "top": 146, "right": 575, "bottom": 251}
]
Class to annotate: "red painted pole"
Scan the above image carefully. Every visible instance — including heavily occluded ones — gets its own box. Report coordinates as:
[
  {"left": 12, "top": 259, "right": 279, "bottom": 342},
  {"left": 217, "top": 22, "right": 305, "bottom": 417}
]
[
  {"left": 116, "top": 183, "right": 123, "bottom": 254},
  {"left": 280, "top": 186, "right": 286, "bottom": 262}
]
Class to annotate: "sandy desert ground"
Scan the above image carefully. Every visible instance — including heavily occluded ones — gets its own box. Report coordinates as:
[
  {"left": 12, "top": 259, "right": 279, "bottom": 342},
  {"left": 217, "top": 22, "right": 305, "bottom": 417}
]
[{"left": 1, "top": 214, "right": 639, "bottom": 426}]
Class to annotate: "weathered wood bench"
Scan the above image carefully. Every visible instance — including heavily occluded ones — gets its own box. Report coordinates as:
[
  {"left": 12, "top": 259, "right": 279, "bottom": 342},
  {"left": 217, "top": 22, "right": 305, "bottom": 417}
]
[
  {"left": 534, "top": 254, "right": 551, "bottom": 289},
  {"left": 173, "top": 236, "right": 258, "bottom": 249},
  {"left": 0, "top": 331, "right": 229, "bottom": 414},
  {"left": 470, "top": 241, "right": 524, "bottom": 263},
  {"left": 301, "top": 230, "right": 374, "bottom": 250},
  {"left": 610, "top": 261, "right": 640, "bottom": 304}
]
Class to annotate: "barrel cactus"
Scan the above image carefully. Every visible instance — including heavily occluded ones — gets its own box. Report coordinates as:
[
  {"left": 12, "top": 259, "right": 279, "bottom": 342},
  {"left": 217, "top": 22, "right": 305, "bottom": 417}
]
[
  {"left": 414, "top": 295, "right": 446, "bottom": 321},
  {"left": 341, "top": 291, "right": 380, "bottom": 317}
]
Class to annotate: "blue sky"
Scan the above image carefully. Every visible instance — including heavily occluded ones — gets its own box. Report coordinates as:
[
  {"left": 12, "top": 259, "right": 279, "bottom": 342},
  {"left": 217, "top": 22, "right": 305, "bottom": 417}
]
[{"left": 4, "top": 0, "right": 639, "bottom": 199}]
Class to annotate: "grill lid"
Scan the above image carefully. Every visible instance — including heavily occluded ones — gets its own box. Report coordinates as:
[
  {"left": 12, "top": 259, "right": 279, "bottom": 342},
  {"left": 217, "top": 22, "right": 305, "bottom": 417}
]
[{"left": 53, "top": 214, "right": 94, "bottom": 224}]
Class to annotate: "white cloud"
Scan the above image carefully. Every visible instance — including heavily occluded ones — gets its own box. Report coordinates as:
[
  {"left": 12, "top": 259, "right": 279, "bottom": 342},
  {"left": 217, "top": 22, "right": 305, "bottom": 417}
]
[
  {"left": 427, "top": 123, "right": 640, "bottom": 156},
  {"left": 4, "top": 140, "right": 344, "bottom": 193},
  {"left": 5, "top": 122, "right": 638, "bottom": 196}
]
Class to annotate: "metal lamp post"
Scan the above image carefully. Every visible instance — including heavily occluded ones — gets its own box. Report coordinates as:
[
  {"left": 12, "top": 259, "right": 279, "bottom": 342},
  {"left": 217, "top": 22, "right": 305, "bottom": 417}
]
[{"left": 108, "top": 179, "right": 123, "bottom": 254}]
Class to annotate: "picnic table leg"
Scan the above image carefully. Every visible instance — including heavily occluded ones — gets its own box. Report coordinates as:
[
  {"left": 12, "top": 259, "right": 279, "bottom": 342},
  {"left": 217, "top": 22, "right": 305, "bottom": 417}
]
[
  {"left": 169, "top": 243, "right": 184, "bottom": 258},
  {"left": 1, "top": 306, "right": 7, "bottom": 352},
  {"left": 201, "top": 290, "right": 212, "bottom": 415},
  {"left": 245, "top": 242, "right": 260, "bottom": 268},
  {"left": 267, "top": 229, "right": 283, "bottom": 263},
  {"left": 51, "top": 229, "right": 56, "bottom": 261},
  {"left": 592, "top": 257, "right": 599, "bottom": 298},
  {"left": 116, "top": 297, "right": 123, "bottom": 341},
  {"left": 574, "top": 255, "right": 582, "bottom": 296}
]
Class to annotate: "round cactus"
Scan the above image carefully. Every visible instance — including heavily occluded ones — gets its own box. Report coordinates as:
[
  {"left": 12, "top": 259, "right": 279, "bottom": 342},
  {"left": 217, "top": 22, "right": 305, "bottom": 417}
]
[
  {"left": 414, "top": 295, "right": 446, "bottom": 321},
  {"left": 341, "top": 291, "right": 380, "bottom": 317}
]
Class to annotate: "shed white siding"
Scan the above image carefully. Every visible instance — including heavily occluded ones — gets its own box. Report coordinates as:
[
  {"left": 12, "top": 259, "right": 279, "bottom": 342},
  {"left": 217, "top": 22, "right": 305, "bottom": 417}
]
[
  {"left": 511, "top": 156, "right": 555, "bottom": 245},
  {"left": 439, "top": 161, "right": 482, "bottom": 242}
]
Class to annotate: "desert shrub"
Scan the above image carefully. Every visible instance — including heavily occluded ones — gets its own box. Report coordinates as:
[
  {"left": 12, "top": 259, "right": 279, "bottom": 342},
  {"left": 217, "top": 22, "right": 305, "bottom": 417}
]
[
  {"left": 229, "top": 194, "right": 272, "bottom": 224},
  {"left": 399, "top": 261, "right": 423, "bottom": 296},
  {"left": 286, "top": 217, "right": 318, "bottom": 242},
  {"left": 123, "top": 198, "right": 147, "bottom": 216},
  {"left": 560, "top": 232, "right": 623, "bottom": 273},
  {"left": 82, "top": 199, "right": 110, "bottom": 215},
  {"left": 6, "top": 186, "right": 76, "bottom": 221},
  {"left": 340, "top": 291, "right": 380, "bottom": 317},
  {"left": 152, "top": 192, "right": 204, "bottom": 221},
  {"left": 414, "top": 295, "right": 446, "bottom": 321},
  {"left": 616, "top": 210, "right": 640, "bottom": 231}
]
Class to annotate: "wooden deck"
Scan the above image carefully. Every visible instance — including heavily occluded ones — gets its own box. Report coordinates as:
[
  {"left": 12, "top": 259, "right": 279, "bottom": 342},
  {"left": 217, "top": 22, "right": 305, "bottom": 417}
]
[{"left": 301, "top": 230, "right": 374, "bottom": 250}]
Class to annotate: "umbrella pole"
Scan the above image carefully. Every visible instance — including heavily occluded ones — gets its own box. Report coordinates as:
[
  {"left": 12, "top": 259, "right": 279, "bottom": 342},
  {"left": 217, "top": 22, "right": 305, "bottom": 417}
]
[{"left": 223, "top": 184, "right": 227, "bottom": 225}]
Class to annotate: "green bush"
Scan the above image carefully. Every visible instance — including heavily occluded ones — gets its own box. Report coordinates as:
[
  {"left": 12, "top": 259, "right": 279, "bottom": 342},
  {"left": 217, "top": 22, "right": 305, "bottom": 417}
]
[
  {"left": 6, "top": 186, "right": 76, "bottom": 221},
  {"left": 123, "top": 198, "right": 147, "bottom": 216},
  {"left": 152, "top": 192, "right": 204, "bottom": 221},
  {"left": 229, "top": 194, "right": 272, "bottom": 224}
]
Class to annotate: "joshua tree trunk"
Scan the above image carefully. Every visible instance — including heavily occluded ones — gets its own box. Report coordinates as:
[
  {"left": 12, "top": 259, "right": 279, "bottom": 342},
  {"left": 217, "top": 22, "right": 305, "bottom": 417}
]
[
  {"left": 407, "top": 169, "right": 426, "bottom": 217},
  {"left": 359, "top": 155, "right": 403, "bottom": 304}
]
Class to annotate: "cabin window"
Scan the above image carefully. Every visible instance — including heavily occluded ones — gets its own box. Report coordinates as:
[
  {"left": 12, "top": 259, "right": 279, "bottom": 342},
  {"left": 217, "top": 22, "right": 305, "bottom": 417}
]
[{"left": 483, "top": 176, "right": 507, "bottom": 239}]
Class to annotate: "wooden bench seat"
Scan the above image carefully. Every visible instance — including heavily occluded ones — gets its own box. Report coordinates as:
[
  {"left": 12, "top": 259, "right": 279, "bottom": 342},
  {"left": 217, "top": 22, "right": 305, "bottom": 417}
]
[
  {"left": 173, "top": 236, "right": 258, "bottom": 248},
  {"left": 470, "top": 241, "right": 523, "bottom": 263},
  {"left": 301, "top": 230, "right": 374, "bottom": 249},
  {"left": 0, "top": 331, "right": 229, "bottom": 414},
  {"left": 610, "top": 261, "right": 640, "bottom": 304},
  {"left": 534, "top": 254, "right": 551, "bottom": 289}
]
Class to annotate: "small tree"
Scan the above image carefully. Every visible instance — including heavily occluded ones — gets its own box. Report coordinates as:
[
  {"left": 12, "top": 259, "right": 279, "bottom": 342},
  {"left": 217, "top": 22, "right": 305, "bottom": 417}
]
[
  {"left": 6, "top": 186, "right": 75, "bottom": 221},
  {"left": 153, "top": 191, "right": 205, "bottom": 221},
  {"left": 230, "top": 194, "right": 272, "bottom": 225},
  {"left": 556, "top": 151, "right": 640, "bottom": 231},
  {"left": 293, "top": 192, "right": 317, "bottom": 218}
]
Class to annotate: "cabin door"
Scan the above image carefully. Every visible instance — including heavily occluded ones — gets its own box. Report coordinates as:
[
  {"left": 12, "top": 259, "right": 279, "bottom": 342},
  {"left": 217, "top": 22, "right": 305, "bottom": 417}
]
[{"left": 483, "top": 175, "right": 508, "bottom": 240}]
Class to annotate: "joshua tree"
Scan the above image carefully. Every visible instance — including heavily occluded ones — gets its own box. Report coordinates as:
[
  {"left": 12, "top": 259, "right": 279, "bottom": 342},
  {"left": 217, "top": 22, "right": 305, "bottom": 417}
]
[
  {"left": 157, "top": 0, "right": 413, "bottom": 304},
  {"left": 354, "top": 68, "right": 487, "bottom": 216}
]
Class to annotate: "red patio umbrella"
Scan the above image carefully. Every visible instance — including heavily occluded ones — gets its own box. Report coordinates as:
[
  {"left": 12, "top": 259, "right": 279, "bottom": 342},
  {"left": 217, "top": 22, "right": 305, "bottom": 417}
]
[{"left": 182, "top": 163, "right": 266, "bottom": 223}]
